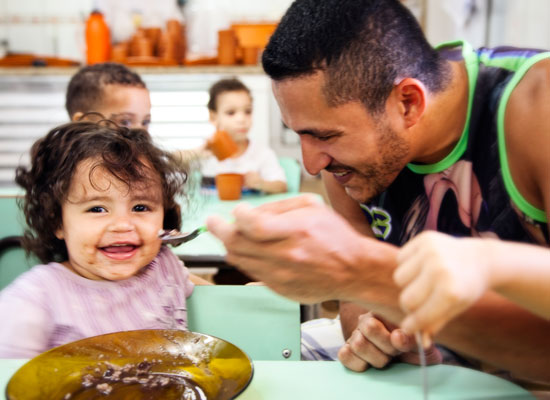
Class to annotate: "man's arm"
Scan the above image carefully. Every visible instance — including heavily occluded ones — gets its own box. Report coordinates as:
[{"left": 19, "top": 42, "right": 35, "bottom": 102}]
[
  {"left": 324, "top": 171, "right": 442, "bottom": 370},
  {"left": 396, "top": 233, "right": 550, "bottom": 336},
  {"left": 504, "top": 58, "right": 550, "bottom": 230},
  {"left": 323, "top": 144, "right": 550, "bottom": 382}
]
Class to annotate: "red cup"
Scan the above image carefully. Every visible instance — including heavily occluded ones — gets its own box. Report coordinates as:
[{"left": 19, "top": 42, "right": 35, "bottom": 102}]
[{"left": 215, "top": 173, "right": 243, "bottom": 200}]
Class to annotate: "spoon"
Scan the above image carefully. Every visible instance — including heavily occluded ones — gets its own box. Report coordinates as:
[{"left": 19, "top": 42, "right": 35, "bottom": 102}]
[
  {"left": 158, "top": 226, "right": 208, "bottom": 247},
  {"left": 415, "top": 331, "right": 429, "bottom": 400}
]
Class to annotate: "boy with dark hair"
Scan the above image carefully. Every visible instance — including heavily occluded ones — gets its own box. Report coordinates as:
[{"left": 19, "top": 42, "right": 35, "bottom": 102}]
[{"left": 65, "top": 62, "right": 151, "bottom": 130}]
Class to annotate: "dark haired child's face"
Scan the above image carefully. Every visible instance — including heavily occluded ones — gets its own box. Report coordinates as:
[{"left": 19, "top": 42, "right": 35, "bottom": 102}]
[
  {"left": 209, "top": 90, "right": 252, "bottom": 143},
  {"left": 55, "top": 157, "right": 165, "bottom": 280},
  {"left": 77, "top": 84, "right": 152, "bottom": 130}
]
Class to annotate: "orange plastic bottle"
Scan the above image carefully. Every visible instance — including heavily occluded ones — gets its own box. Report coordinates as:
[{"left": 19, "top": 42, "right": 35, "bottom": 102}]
[{"left": 85, "top": 10, "right": 111, "bottom": 65}]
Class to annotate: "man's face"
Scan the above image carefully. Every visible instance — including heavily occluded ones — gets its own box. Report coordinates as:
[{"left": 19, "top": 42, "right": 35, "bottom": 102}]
[
  {"left": 55, "top": 157, "right": 164, "bottom": 281},
  {"left": 272, "top": 72, "right": 410, "bottom": 203},
  {"left": 95, "top": 84, "right": 152, "bottom": 130}
]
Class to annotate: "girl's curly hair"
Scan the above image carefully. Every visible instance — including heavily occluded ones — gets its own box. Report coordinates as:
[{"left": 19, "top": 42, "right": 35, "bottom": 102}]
[{"left": 15, "top": 121, "right": 188, "bottom": 264}]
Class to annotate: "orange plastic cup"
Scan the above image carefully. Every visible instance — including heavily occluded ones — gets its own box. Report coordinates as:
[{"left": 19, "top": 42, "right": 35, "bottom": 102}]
[
  {"left": 207, "top": 130, "right": 238, "bottom": 160},
  {"left": 215, "top": 173, "right": 243, "bottom": 200}
]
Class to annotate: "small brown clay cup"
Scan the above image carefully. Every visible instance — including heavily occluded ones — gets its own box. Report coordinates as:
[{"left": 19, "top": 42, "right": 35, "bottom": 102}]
[
  {"left": 207, "top": 130, "right": 238, "bottom": 161},
  {"left": 215, "top": 173, "right": 244, "bottom": 200}
]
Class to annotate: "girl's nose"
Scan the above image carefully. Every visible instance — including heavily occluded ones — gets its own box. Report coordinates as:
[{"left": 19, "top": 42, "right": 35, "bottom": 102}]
[{"left": 108, "top": 212, "right": 136, "bottom": 232}]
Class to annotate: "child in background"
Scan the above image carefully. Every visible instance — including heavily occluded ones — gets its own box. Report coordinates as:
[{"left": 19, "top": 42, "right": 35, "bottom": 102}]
[
  {"left": 394, "top": 231, "right": 550, "bottom": 342},
  {"left": 200, "top": 78, "right": 287, "bottom": 194},
  {"left": 0, "top": 121, "right": 210, "bottom": 358},
  {"left": 65, "top": 62, "right": 151, "bottom": 130}
]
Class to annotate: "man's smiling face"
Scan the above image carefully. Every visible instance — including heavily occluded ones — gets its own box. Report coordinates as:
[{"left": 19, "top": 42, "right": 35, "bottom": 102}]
[{"left": 272, "top": 71, "right": 410, "bottom": 203}]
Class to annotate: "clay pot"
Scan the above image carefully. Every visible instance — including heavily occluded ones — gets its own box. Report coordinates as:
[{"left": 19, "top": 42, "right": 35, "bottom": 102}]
[
  {"left": 206, "top": 130, "right": 238, "bottom": 161},
  {"left": 215, "top": 173, "right": 243, "bottom": 200},
  {"left": 218, "top": 29, "right": 237, "bottom": 65}
]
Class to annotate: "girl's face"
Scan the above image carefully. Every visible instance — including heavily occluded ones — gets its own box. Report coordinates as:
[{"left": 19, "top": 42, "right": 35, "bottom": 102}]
[
  {"left": 55, "top": 157, "right": 164, "bottom": 281},
  {"left": 209, "top": 90, "right": 252, "bottom": 143}
]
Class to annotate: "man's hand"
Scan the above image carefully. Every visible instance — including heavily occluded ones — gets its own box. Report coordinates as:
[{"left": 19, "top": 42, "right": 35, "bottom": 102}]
[
  {"left": 338, "top": 312, "right": 442, "bottom": 371},
  {"left": 207, "top": 194, "right": 394, "bottom": 304}
]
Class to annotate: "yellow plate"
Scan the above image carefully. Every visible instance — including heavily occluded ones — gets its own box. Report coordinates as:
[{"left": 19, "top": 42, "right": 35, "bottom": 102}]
[{"left": 6, "top": 329, "right": 253, "bottom": 399}]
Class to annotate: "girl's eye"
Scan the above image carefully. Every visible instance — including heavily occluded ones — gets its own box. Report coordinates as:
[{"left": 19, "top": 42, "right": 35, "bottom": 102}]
[
  {"left": 88, "top": 206, "right": 106, "bottom": 213},
  {"left": 133, "top": 204, "right": 150, "bottom": 212}
]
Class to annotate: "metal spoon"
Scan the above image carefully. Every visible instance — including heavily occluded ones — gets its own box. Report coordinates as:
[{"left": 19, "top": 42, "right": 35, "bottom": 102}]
[
  {"left": 158, "top": 226, "right": 208, "bottom": 247},
  {"left": 415, "top": 331, "right": 429, "bottom": 400}
]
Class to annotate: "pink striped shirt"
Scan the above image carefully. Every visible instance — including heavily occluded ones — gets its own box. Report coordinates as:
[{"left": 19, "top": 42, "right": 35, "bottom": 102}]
[{"left": 0, "top": 246, "right": 194, "bottom": 358}]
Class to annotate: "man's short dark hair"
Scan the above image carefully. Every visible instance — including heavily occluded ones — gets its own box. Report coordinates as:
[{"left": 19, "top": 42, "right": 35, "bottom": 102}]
[
  {"left": 262, "top": 0, "right": 450, "bottom": 113},
  {"left": 207, "top": 77, "right": 251, "bottom": 112},
  {"left": 65, "top": 62, "right": 146, "bottom": 117}
]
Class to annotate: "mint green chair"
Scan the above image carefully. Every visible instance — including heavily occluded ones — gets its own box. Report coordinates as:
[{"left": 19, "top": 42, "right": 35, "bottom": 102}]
[
  {"left": 0, "top": 237, "right": 38, "bottom": 290},
  {"left": 0, "top": 196, "right": 37, "bottom": 290},
  {"left": 0, "top": 196, "right": 25, "bottom": 238},
  {"left": 278, "top": 157, "right": 301, "bottom": 193},
  {"left": 187, "top": 285, "right": 301, "bottom": 360}
]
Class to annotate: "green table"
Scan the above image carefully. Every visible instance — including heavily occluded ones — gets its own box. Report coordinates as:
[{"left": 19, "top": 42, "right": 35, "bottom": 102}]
[
  {"left": 175, "top": 191, "right": 321, "bottom": 267},
  {"left": 0, "top": 359, "right": 533, "bottom": 399}
]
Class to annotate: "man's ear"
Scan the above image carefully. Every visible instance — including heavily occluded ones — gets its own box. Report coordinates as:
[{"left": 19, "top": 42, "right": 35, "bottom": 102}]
[{"left": 393, "top": 78, "right": 426, "bottom": 128}]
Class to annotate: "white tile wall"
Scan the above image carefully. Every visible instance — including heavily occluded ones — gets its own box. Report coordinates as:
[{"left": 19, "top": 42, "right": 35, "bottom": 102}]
[{"left": 0, "top": 72, "right": 275, "bottom": 187}]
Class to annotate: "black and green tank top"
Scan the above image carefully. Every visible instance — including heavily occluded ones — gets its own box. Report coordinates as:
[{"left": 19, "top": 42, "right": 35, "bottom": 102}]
[{"left": 361, "top": 40, "right": 549, "bottom": 246}]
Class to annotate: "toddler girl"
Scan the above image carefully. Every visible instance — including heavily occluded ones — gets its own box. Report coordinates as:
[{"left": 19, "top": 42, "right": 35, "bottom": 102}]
[{"left": 0, "top": 121, "right": 208, "bottom": 358}]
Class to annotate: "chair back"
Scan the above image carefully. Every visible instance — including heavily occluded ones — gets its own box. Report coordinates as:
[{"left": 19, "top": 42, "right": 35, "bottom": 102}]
[
  {"left": 187, "top": 285, "right": 301, "bottom": 360},
  {"left": 0, "top": 196, "right": 26, "bottom": 238},
  {"left": 0, "top": 196, "right": 38, "bottom": 289},
  {"left": 278, "top": 157, "right": 301, "bottom": 193},
  {"left": 0, "top": 237, "right": 37, "bottom": 290}
]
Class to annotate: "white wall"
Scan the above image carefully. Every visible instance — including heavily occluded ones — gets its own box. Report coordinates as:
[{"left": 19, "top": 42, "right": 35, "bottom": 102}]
[
  {"left": 425, "top": 0, "right": 489, "bottom": 48},
  {"left": 488, "top": 0, "right": 550, "bottom": 49},
  {"left": 0, "top": 0, "right": 92, "bottom": 60},
  {"left": 424, "top": 0, "right": 550, "bottom": 49}
]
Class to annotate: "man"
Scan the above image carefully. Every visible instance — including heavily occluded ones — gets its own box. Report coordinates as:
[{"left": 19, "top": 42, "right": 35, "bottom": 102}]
[{"left": 207, "top": 0, "right": 550, "bottom": 382}]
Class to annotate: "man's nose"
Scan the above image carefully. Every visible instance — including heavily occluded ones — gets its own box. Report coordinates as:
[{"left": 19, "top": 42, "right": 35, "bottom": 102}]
[{"left": 300, "top": 137, "right": 332, "bottom": 176}]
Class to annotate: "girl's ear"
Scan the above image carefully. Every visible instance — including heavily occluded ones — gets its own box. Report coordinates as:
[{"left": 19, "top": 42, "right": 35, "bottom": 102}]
[
  {"left": 392, "top": 78, "right": 426, "bottom": 128},
  {"left": 55, "top": 227, "right": 64, "bottom": 240}
]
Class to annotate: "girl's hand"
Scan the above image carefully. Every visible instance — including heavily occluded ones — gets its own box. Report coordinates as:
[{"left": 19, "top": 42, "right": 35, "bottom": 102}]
[{"left": 394, "top": 231, "right": 490, "bottom": 336}]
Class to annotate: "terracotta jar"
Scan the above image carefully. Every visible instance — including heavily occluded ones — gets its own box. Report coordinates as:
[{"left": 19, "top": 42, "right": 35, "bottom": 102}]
[
  {"left": 215, "top": 173, "right": 243, "bottom": 200},
  {"left": 218, "top": 29, "right": 237, "bottom": 65}
]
